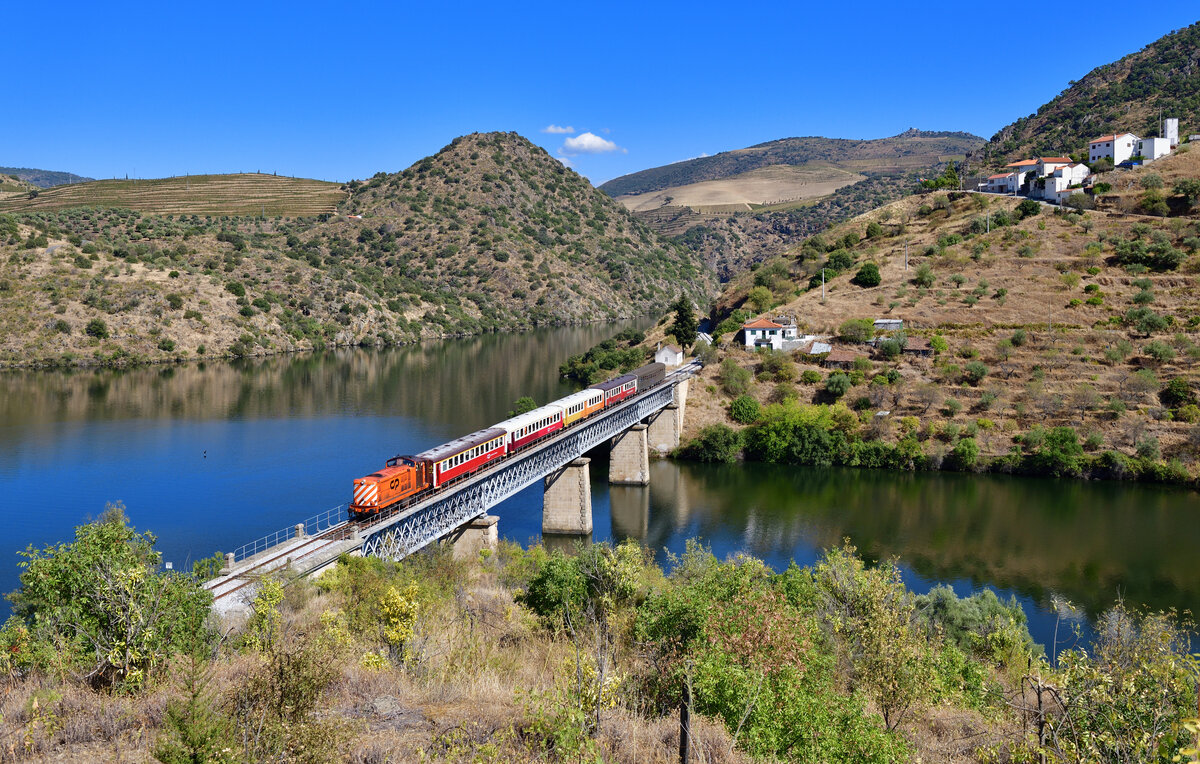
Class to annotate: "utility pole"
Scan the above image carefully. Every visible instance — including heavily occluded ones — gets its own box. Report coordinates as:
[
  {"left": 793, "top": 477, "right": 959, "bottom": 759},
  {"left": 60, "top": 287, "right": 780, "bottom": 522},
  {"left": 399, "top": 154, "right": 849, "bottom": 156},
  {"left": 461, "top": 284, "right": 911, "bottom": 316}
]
[
  {"left": 986, "top": 210, "right": 990, "bottom": 233},
  {"left": 821, "top": 268, "right": 825, "bottom": 301},
  {"left": 904, "top": 240, "right": 908, "bottom": 271}
]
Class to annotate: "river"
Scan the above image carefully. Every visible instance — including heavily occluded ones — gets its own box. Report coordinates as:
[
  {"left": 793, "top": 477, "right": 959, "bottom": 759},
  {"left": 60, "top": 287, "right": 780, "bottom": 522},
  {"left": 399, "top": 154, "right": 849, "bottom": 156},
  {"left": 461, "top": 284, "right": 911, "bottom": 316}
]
[{"left": 1, "top": 322, "right": 1196, "bottom": 651}]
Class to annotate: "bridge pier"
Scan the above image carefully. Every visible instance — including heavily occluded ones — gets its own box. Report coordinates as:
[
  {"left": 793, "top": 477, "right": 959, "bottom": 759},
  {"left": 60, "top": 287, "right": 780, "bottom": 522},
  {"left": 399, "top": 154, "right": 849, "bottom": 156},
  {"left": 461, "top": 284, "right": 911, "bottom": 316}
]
[
  {"left": 543, "top": 458, "right": 593, "bottom": 535},
  {"left": 451, "top": 514, "right": 499, "bottom": 560},
  {"left": 609, "top": 484, "right": 649, "bottom": 541},
  {"left": 610, "top": 424, "right": 649, "bottom": 484},
  {"left": 647, "top": 404, "right": 681, "bottom": 454}
]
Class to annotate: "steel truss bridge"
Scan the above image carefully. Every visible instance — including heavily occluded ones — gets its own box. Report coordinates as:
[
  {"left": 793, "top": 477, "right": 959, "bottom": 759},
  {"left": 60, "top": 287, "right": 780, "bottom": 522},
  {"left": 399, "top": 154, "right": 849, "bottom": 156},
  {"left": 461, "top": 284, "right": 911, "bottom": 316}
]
[{"left": 205, "top": 362, "right": 695, "bottom": 605}]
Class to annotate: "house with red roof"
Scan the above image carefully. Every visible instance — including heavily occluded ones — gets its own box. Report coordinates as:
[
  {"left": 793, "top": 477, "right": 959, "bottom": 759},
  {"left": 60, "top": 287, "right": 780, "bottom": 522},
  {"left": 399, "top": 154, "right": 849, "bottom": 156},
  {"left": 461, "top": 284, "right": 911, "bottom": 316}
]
[
  {"left": 742, "top": 316, "right": 798, "bottom": 349},
  {"left": 1089, "top": 133, "right": 1139, "bottom": 164}
]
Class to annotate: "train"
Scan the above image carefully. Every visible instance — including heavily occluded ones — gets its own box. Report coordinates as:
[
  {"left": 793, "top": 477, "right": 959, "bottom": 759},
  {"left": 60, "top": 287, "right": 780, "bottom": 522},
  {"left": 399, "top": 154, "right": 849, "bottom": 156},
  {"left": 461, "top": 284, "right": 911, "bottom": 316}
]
[{"left": 349, "top": 362, "right": 667, "bottom": 518}]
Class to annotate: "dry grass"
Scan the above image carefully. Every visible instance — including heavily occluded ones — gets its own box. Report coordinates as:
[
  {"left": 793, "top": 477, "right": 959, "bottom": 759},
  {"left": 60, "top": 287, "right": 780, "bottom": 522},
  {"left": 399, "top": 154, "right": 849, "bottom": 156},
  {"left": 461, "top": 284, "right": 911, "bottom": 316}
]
[
  {"left": 616, "top": 163, "right": 866, "bottom": 213},
  {"left": 0, "top": 174, "right": 346, "bottom": 217},
  {"left": 689, "top": 191, "right": 1200, "bottom": 467}
]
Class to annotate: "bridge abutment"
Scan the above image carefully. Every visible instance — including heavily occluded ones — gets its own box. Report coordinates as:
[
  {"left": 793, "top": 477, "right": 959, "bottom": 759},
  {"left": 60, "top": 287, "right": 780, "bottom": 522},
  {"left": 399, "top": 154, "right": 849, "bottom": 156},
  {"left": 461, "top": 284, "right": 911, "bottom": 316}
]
[
  {"left": 543, "top": 458, "right": 593, "bottom": 535},
  {"left": 451, "top": 514, "right": 499, "bottom": 560},
  {"left": 610, "top": 424, "right": 650, "bottom": 484}
]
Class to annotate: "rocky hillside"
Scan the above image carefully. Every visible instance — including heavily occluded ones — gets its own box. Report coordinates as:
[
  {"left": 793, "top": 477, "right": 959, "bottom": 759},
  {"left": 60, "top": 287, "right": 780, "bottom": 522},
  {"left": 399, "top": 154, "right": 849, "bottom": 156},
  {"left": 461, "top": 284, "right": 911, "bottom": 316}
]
[
  {"left": 0, "top": 132, "right": 714, "bottom": 368},
  {"left": 981, "top": 21, "right": 1200, "bottom": 165},
  {"left": 0, "top": 166, "right": 92, "bottom": 188},
  {"left": 680, "top": 189, "right": 1200, "bottom": 482}
]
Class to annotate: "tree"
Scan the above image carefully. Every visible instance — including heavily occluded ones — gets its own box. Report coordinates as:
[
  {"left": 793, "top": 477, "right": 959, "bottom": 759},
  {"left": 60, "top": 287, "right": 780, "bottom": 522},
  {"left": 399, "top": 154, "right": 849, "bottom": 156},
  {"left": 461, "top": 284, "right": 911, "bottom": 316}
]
[
  {"left": 1161, "top": 378, "right": 1196, "bottom": 409},
  {"left": 508, "top": 396, "right": 537, "bottom": 417},
  {"left": 865, "top": 221, "right": 884, "bottom": 239},
  {"left": 747, "top": 286, "right": 773, "bottom": 313},
  {"left": 718, "top": 358, "right": 751, "bottom": 396},
  {"left": 962, "top": 361, "right": 988, "bottom": 385},
  {"left": 667, "top": 294, "right": 698, "bottom": 350},
  {"left": 852, "top": 262, "right": 881, "bottom": 287},
  {"left": 730, "top": 394, "right": 762, "bottom": 424}
]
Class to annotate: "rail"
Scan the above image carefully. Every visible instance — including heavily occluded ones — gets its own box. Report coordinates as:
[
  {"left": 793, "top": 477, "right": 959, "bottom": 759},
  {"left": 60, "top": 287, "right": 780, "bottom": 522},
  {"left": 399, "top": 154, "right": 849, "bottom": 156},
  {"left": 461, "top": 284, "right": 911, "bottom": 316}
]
[{"left": 230, "top": 504, "right": 348, "bottom": 563}]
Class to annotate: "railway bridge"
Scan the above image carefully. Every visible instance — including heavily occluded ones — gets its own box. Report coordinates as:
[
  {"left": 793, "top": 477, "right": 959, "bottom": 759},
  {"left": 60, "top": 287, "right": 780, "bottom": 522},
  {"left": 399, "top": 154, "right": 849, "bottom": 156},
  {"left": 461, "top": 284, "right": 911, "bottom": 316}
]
[{"left": 205, "top": 362, "right": 696, "bottom": 611}]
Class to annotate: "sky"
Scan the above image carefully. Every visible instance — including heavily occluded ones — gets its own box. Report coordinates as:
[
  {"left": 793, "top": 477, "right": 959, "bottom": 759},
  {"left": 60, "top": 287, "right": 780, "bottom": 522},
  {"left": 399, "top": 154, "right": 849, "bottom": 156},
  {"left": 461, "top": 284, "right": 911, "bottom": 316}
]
[{"left": 6, "top": 2, "right": 1198, "bottom": 186}]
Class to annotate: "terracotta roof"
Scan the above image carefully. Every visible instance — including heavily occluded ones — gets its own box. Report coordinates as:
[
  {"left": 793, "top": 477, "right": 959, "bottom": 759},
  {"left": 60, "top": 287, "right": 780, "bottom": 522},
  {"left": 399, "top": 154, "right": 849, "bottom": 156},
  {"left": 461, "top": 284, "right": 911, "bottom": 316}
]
[
  {"left": 1090, "top": 133, "right": 1136, "bottom": 144},
  {"left": 824, "top": 349, "right": 860, "bottom": 363},
  {"left": 987, "top": 173, "right": 1014, "bottom": 180},
  {"left": 743, "top": 318, "right": 782, "bottom": 330},
  {"left": 660, "top": 344, "right": 681, "bottom": 353},
  {"left": 1038, "top": 157, "right": 1072, "bottom": 163},
  {"left": 1004, "top": 159, "right": 1038, "bottom": 167}
]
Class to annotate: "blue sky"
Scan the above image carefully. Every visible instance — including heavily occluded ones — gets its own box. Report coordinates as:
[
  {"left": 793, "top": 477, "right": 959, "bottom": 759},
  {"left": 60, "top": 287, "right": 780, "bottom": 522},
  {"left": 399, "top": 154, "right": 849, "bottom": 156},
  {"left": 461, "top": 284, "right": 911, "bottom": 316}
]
[{"left": 6, "top": 2, "right": 1197, "bottom": 186}]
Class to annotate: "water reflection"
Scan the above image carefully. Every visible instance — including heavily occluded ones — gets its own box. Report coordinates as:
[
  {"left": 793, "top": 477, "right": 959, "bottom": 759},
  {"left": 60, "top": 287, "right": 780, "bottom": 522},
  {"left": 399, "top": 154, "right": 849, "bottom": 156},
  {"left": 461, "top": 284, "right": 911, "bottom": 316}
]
[{"left": 592, "top": 460, "right": 1200, "bottom": 622}]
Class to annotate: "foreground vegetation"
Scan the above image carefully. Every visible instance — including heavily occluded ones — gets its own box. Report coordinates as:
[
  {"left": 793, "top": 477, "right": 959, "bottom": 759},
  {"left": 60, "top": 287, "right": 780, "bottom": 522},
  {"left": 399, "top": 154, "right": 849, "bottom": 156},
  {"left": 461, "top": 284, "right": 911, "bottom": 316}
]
[{"left": 2, "top": 509, "right": 1198, "bottom": 762}]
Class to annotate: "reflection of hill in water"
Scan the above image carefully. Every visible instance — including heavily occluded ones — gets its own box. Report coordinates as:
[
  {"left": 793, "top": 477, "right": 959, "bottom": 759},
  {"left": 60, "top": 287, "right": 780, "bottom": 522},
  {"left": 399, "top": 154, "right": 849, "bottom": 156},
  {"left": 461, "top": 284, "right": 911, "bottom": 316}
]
[
  {"left": 639, "top": 461, "right": 1199, "bottom": 619},
  {"left": 0, "top": 321, "right": 649, "bottom": 433}
]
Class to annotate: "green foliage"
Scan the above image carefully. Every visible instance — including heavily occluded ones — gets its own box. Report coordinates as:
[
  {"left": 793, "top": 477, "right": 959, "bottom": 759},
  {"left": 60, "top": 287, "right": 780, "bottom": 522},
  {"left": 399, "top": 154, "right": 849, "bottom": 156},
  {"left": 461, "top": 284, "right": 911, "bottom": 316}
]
[
  {"left": 154, "top": 655, "right": 238, "bottom": 764},
  {"left": 800, "top": 369, "right": 823, "bottom": 384},
  {"left": 224, "top": 280, "right": 246, "bottom": 298},
  {"left": 191, "top": 551, "right": 225, "bottom": 583},
  {"left": 838, "top": 318, "right": 873, "bottom": 343},
  {"left": 914, "top": 586, "right": 1035, "bottom": 668},
  {"left": 718, "top": 358, "right": 751, "bottom": 396},
  {"left": 243, "top": 579, "right": 284, "bottom": 652},
  {"left": 962, "top": 360, "right": 988, "bottom": 385},
  {"left": 729, "top": 394, "right": 761, "bottom": 424},
  {"left": 757, "top": 348, "right": 795, "bottom": 381},
  {"left": 10, "top": 503, "right": 212, "bottom": 689},
  {"left": 866, "top": 221, "right": 884, "bottom": 238},
  {"left": 746, "top": 285, "right": 773, "bottom": 312},
  {"left": 1125, "top": 306, "right": 1169, "bottom": 335},
  {"left": 85, "top": 318, "right": 109, "bottom": 339},
  {"left": 508, "top": 396, "right": 537, "bottom": 417},
  {"left": 1174, "top": 178, "right": 1200, "bottom": 207},
  {"left": 667, "top": 293, "right": 698, "bottom": 349},
  {"left": 1161, "top": 378, "right": 1196, "bottom": 409},
  {"left": 852, "top": 262, "right": 881, "bottom": 287},
  {"left": 947, "top": 437, "right": 980, "bottom": 471},
  {"left": 678, "top": 424, "right": 742, "bottom": 463},
  {"left": 825, "top": 371, "right": 851, "bottom": 399},
  {"left": 1016, "top": 198, "right": 1041, "bottom": 219},
  {"left": 1021, "top": 426, "right": 1085, "bottom": 477},
  {"left": 559, "top": 332, "right": 647, "bottom": 384},
  {"left": 912, "top": 263, "right": 935, "bottom": 288},
  {"left": 826, "top": 249, "right": 854, "bottom": 271}
]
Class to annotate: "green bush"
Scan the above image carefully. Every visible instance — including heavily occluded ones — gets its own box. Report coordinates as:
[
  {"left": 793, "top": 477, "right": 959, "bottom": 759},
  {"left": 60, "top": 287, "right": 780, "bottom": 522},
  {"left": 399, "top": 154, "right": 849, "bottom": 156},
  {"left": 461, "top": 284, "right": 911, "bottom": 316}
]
[
  {"left": 801, "top": 369, "right": 823, "bottom": 384},
  {"left": 678, "top": 424, "right": 742, "bottom": 463},
  {"left": 947, "top": 437, "right": 980, "bottom": 471},
  {"left": 225, "top": 281, "right": 246, "bottom": 298},
  {"left": 825, "top": 372, "right": 851, "bottom": 399},
  {"left": 852, "top": 262, "right": 881, "bottom": 287},
  {"left": 85, "top": 318, "right": 110, "bottom": 339},
  {"left": 718, "top": 358, "right": 752, "bottom": 396},
  {"left": 1016, "top": 198, "right": 1041, "bottom": 219},
  {"left": 1160, "top": 378, "right": 1196, "bottom": 409},
  {"left": 157, "top": 338, "right": 176, "bottom": 352},
  {"left": 962, "top": 361, "right": 988, "bottom": 385},
  {"left": 838, "top": 318, "right": 874, "bottom": 343},
  {"left": 730, "top": 394, "right": 762, "bottom": 424}
]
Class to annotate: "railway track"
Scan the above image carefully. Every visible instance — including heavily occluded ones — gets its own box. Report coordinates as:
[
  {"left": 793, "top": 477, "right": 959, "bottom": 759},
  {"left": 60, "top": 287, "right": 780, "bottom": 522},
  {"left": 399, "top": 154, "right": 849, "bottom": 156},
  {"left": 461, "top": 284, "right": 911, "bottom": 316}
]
[{"left": 206, "top": 522, "right": 358, "bottom": 603}]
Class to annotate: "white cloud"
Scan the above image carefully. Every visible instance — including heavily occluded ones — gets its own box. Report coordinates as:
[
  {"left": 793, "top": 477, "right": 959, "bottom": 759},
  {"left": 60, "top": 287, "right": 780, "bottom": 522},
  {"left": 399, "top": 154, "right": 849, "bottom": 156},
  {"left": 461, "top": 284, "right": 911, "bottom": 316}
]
[
  {"left": 559, "top": 132, "right": 625, "bottom": 156},
  {"left": 556, "top": 155, "right": 574, "bottom": 168},
  {"left": 542, "top": 124, "right": 575, "bottom": 134}
]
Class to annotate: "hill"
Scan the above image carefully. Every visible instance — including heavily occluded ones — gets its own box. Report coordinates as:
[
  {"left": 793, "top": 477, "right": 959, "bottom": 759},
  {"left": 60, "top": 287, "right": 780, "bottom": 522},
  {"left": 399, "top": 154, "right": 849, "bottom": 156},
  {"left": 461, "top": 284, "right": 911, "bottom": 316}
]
[
  {"left": 599, "top": 129, "right": 983, "bottom": 199},
  {"left": 0, "top": 173, "right": 39, "bottom": 199},
  {"left": 670, "top": 189, "right": 1200, "bottom": 485},
  {"left": 981, "top": 22, "right": 1200, "bottom": 164},
  {"left": 0, "top": 173, "right": 346, "bottom": 216},
  {"left": 0, "top": 166, "right": 92, "bottom": 188},
  {"left": 599, "top": 130, "right": 983, "bottom": 280},
  {"left": 0, "top": 132, "right": 714, "bottom": 368}
]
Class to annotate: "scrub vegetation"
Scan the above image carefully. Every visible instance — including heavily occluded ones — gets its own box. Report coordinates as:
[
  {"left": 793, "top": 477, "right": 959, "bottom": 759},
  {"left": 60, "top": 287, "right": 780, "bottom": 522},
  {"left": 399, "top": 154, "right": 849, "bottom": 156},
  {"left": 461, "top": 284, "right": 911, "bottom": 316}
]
[{"left": 4, "top": 508, "right": 1196, "bottom": 763}]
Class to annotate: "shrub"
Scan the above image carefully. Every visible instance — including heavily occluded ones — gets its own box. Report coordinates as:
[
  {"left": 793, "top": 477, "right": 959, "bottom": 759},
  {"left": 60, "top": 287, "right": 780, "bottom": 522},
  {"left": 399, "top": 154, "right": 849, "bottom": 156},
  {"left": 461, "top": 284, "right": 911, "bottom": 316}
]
[
  {"left": 166, "top": 293, "right": 184, "bottom": 310},
  {"left": 838, "top": 318, "right": 874, "bottom": 343},
  {"left": 225, "top": 281, "right": 246, "bottom": 298},
  {"left": 679, "top": 424, "right": 742, "bottom": 463},
  {"left": 942, "top": 398, "right": 963, "bottom": 417},
  {"left": 825, "top": 372, "right": 851, "bottom": 399},
  {"left": 1010, "top": 329, "right": 1027, "bottom": 347},
  {"left": 85, "top": 318, "right": 109, "bottom": 339},
  {"left": 866, "top": 221, "right": 883, "bottom": 238},
  {"left": 730, "top": 395, "right": 762, "bottom": 424},
  {"left": 1140, "top": 173, "right": 1164, "bottom": 190},
  {"left": 947, "top": 437, "right": 980, "bottom": 471},
  {"left": 1160, "top": 378, "right": 1195, "bottom": 408},
  {"left": 1016, "top": 198, "right": 1041, "bottom": 219},
  {"left": 1144, "top": 340, "right": 1175, "bottom": 363},
  {"left": 962, "top": 361, "right": 988, "bottom": 385},
  {"left": 1022, "top": 426, "right": 1084, "bottom": 476},
  {"left": 718, "top": 358, "right": 751, "bottom": 396},
  {"left": 912, "top": 263, "right": 935, "bottom": 288},
  {"left": 157, "top": 338, "right": 176, "bottom": 352},
  {"left": 800, "top": 369, "right": 823, "bottom": 384},
  {"left": 826, "top": 249, "right": 854, "bottom": 271},
  {"left": 852, "top": 262, "right": 881, "bottom": 287},
  {"left": 53, "top": 319, "right": 70, "bottom": 334}
]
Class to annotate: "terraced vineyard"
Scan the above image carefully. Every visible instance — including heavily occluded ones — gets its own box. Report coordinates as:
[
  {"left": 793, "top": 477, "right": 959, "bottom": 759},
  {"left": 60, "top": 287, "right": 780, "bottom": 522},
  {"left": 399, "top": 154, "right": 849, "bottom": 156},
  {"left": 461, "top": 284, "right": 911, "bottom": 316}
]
[{"left": 0, "top": 173, "right": 346, "bottom": 216}]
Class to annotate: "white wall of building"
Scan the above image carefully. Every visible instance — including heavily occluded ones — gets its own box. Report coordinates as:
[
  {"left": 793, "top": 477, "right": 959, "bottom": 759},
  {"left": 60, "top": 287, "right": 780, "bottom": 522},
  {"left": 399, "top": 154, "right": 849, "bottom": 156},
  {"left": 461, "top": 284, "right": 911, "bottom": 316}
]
[
  {"left": 1090, "top": 134, "right": 1138, "bottom": 164},
  {"left": 1139, "top": 137, "right": 1171, "bottom": 160},
  {"left": 1164, "top": 118, "right": 1179, "bottom": 147}
]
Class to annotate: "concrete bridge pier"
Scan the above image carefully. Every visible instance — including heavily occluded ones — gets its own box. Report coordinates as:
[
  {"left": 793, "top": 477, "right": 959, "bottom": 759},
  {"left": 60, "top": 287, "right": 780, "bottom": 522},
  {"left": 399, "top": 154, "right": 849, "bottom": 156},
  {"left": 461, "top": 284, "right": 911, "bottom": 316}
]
[
  {"left": 609, "top": 424, "right": 649, "bottom": 485},
  {"left": 647, "top": 405, "right": 681, "bottom": 454},
  {"left": 451, "top": 514, "right": 499, "bottom": 560},
  {"left": 543, "top": 458, "right": 593, "bottom": 535}
]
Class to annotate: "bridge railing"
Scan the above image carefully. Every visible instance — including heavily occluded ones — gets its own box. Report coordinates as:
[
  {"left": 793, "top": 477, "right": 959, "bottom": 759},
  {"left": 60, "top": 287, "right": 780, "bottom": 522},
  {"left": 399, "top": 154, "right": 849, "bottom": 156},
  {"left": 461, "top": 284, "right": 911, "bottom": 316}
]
[{"left": 230, "top": 504, "right": 348, "bottom": 563}]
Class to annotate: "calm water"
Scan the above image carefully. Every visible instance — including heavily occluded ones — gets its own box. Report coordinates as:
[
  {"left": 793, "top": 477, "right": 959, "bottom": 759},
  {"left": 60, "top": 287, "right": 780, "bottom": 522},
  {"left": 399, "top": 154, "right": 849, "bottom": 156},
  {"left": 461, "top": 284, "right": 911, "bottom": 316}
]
[{"left": 1, "top": 322, "right": 1197, "bottom": 651}]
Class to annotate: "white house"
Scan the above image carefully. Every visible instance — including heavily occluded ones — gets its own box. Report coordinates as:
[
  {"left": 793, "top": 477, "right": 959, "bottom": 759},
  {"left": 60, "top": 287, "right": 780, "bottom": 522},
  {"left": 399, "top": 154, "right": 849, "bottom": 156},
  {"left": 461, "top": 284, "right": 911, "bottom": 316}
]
[
  {"left": 873, "top": 318, "right": 903, "bottom": 333},
  {"left": 742, "top": 317, "right": 798, "bottom": 350},
  {"left": 1046, "top": 186, "right": 1084, "bottom": 205},
  {"left": 1138, "top": 137, "right": 1171, "bottom": 161},
  {"left": 984, "top": 173, "right": 1018, "bottom": 193},
  {"left": 654, "top": 344, "right": 684, "bottom": 367},
  {"left": 1089, "top": 133, "right": 1139, "bottom": 164},
  {"left": 1035, "top": 157, "right": 1073, "bottom": 177},
  {"left": 1038, "top": 162, "right": 1091, "bottom": 199}
]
